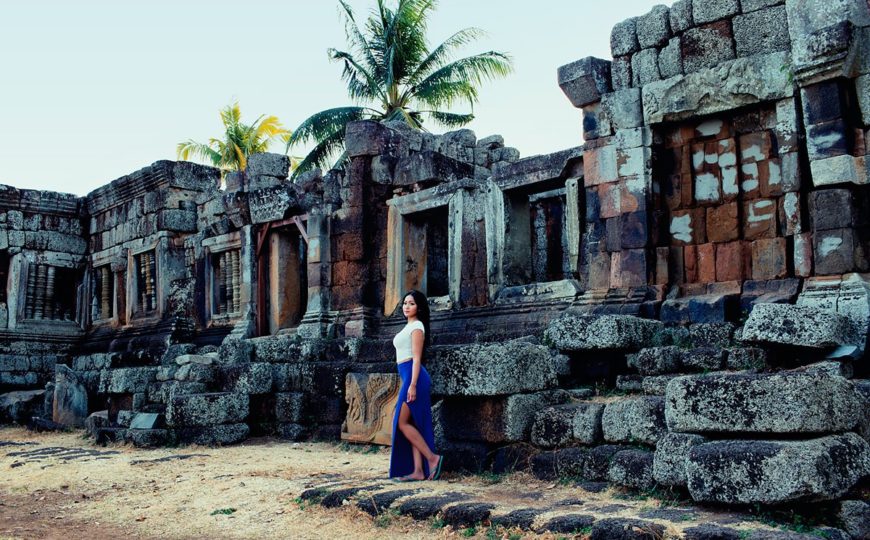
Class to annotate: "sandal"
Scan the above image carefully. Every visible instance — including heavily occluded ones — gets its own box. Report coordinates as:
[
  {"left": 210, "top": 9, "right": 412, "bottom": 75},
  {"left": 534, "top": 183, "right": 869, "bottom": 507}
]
[
  {"left": 428, "top": 455, "right": 444, "bottom": 481},
  {"left": 392, "top": 474, "right": 423, "bottom": 482}
]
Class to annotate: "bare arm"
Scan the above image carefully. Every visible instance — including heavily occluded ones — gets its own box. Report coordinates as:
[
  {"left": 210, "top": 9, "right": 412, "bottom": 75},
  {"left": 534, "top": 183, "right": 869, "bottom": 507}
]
[{"left": 407, "top": 328, "right": 424, "bottom": 403}]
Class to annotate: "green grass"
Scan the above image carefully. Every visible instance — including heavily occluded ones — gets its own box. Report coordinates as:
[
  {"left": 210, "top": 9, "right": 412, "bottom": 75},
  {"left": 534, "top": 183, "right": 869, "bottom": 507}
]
[
  {"left": 461, "top": 526, "right": 477, "bottom": 537},
  {"left": 430, "top": 517, "right": 447, "bottom": 530},
  {"left": 210, "top": 508, "right": 236, "bottom": 516},
  {"left": 476, "top": 471, "right": 507, "bottom": 485},
  {"left": 374, "top": 508, "right": 400, "bottom": 528}
]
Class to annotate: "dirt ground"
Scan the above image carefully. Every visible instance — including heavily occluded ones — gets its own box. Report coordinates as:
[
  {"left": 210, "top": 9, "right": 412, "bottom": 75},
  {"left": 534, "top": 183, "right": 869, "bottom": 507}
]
[{"left": 0, "top": 426, "right": 447, "bottom": 540}]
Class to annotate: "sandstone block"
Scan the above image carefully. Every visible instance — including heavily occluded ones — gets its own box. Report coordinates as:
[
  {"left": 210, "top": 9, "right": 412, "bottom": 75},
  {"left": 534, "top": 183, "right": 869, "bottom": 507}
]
[
  {"left": 611, "top": 18, "right": 640, "bottom": 57},
  {"left": 602, "top": 396, "right": 667, "bottom": 445},
  {"left": 733, "top": 5, "right": 791, "bottom": 57},
  {"left": 636, "top": 4, "right": 672, "bottom": 49},
  {"left": 544, "top": 314, "right": 662, "bottom": 351},
  {"left": 531, "top": 402, "right": 604, "bottom": 447},
  {"left": 665, "top": 372, "right": 862, "bottom": 433},
  {"left": 653, "top": 432, "right": 707, "bottom": 487},
  {"left": 558, "top": 57, "right": 612, "bottom": 108},
  {"left": 166, "top": 392, "right": 249, "bottom": 427},
  {"left": 686, "top": 434, "right": 870, "bottom": 504},
  {"left": 692, "top": 0, "right": 740, "bottom": 24},
  {"left": 440, "top": 390, "right": 569, "bottom": 443},
  {"left": 608, "top": 449, "right": 655, "bottom": 490},
  {"left": 742, "top": 303, "right": 857, "bottom": 349}
]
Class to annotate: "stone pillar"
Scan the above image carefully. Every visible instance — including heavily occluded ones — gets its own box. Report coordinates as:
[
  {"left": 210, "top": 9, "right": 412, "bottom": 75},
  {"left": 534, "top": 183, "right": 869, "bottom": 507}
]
[
  {"left": 298, "top": 207, "right": 334, "bottom": 338},
  {"left": 384, "top": 203, "right": 403, "bottom": 316}
]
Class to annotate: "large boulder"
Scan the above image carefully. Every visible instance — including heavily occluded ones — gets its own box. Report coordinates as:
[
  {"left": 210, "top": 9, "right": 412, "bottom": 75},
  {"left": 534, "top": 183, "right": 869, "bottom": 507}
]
[
  {"left": 166, "top": 392, "right": 249, "bottom": 427},
  {"left": 686, "top": 433, "right": 870, "bottom": 504},
  {"left": 428, "top": 340, "right": 559, "bottom": 396},
  {"left": 439, "top": 390, "right": 570, "bottom": 443},
  {"left": 544, "top": 314, "right": 662, "bottom": 351},
  {"left": 602, "top": 396, "right": 667, "bottom": 445},
  {"left": 666, "top": 372, "right": 862, "bottom": 434},
  {"left": 53, "top": 365, "right": 88, "bottom": 427},
  {"left": 741, "top": 303, "right": 857, "bottom": 349},
  {"left": 0, "top": 390, "right": 46, "bottom": 424}
]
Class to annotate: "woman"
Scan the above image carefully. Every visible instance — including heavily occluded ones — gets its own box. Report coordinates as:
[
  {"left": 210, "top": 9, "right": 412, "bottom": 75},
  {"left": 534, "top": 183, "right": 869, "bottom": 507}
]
[{"left": 389, "top": 290, "right": 443, "bottom": 481}]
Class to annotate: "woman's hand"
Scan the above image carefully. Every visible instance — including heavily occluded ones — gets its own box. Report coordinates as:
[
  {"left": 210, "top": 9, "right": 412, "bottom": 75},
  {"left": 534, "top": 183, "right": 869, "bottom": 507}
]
[{"left": 407, "top": 384, "right": 417, "bottom": 403}]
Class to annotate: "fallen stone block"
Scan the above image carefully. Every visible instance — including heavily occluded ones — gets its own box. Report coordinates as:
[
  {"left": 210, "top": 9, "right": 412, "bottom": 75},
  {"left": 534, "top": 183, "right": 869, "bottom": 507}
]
[
  {"left": 608, "top": 449, "right": 654, "bottom": 490},
  {"left": 166, "top": 392, "right": 249, "bottom": 427},
  {"left": 641, "top": 375, "right": 676, "bottom": 396},
  {"left": 174, "top": 363, "right": 216, "bottom": 384},
  {"left": 680, "top": 347, "right": 724, "bottom": 371},
  {"left": 544, "top": 314, "right": 662, "bottom": 351},
  {"left": 442, "top": 502, "right": 495, "bottom": 528},
  {"left": 591, "top": 518, "right": 665, "bottom": 540},
  {"left": 666, "top": 372, "right": 862, "bottom": 434},
  {"left": 653, "top": 432, "right": 707, "bottom": 487},
  {"left": 0, "top": 390, "right": 46, "bottom": 424},
  {"left": 53, "top": 365, "right": 88, "bottom": 428},
  {"left": 441, "top": 390, "right": 569, "bottom": 443},
  {"left": 128, "top": 429, "right": 171, "bottom": 448},
  {"left": 627, "top": 346, "right": 681, "bottom": 375},
  {"left": 531, "top": 402, "right": 604, "bottom": 447},
  {"left": 429, "top": 340, "right": 559, "bottom": 396},
  {"left": 176, "top": 423, "right": 249, "bottom": 446},
  {"left": 397, "top": 492, "right": 470, "bottom": 520},
  {"left": 742, "top": 303, "right": 857, "bottom": 349},
  {"left": 602, "top": 396, "right": 667, "bottom": 445},
  {"left": 838, "top": 500, "right": 870, "bottom": 540},
  {"left": 686, "top": 433, "right": 870, "bottom": 504},
  {"left": 274, "top": 392, "right": 306, "bottom": 423},
  {"left": 99, "top": 367, "right": 158, "bottom": 394}
]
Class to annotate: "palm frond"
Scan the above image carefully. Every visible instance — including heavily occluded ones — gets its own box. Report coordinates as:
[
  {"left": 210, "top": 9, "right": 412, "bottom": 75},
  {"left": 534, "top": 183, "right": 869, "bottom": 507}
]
[
  {"left": 338, "top": 0, "right": 380, "bottom": 75},
  {"left": 292, "top": 127, "right": 349, "bottom": 177},
  {"left": 406, "top": 27, "right": 485, "bottom": 86},
  {"left": 288, "top": 106, "right": 370, "bottom": 148},
  {"left": 329, "top": 48, "right": 385, "bottom": 102},
  {"left": 412, "top": 79, "right": 478, "bottom": 110},
  {"left": 176, "top": 140, "right": 222, "bottom": 167},
  {"left": 413, "top": 52, "right": 513, "bottom": 96},
  {"left": 426, "top": 110, "right": 475, "bottom": 128}
]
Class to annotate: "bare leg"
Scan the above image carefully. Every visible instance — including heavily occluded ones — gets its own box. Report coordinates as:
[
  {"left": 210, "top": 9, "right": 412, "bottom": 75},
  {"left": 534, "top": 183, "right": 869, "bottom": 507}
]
[
  {"left": 398, "top": 403, "right": 441, "bottom": 479},
  {"left": 411, "top": 446, "right": 423, "bottom": 476}
]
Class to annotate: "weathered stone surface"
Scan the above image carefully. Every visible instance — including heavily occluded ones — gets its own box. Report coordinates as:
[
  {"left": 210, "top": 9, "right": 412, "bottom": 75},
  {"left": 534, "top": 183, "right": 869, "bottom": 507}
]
[
  {"left": 442, "top": 503, "right": 495, "bottom": 528},
  {"left": 99, "top": 367, "right": 157, "bottom": 394},
  {"left": 440, "top": 390, "right": 570, "bottom": 443},
  {"left": 129, "top": 412, "right": 162, "bottom": 430},
  {"left": 600, "top": 88, "right": 644, "bottom": 129},
  {"left": 732, "top": 5, "right": 791, "bottom": 57},
  {"left": 393, "top": 151, "right": 475, "bottom": 186},
  {"left": 631, "top": 48, "right": 661, "bottom": 86},
  {"left": 742, "top": 303, "right": 857, "bottom": 349},
  {"left": 591, "top": 518, "right": 665, "bottom": 540},
  {"left": 127, "top": 429, "right": 171, "bottom": 448},
  {"left": 692, "top": 0, "right": 740, "bottom": 24},
  {"left": 681, "top": 347, "right": 725, "bottom": 371},
  {"left": 602, "top": 397, "right": 666, "bottom": 445},
  {"left": 608, "top": 449, "right": 654, "bottom": 490},
  {"left": 223, "top": 363, "right": 272, "bottom": 394},
  {"left": 166, "top": 392, "right": 249, "bottom": 427},
  {"left": 627, "top": 346, "right": 681, "bottom": 375},
  {"left": 658, "top": 37, "right": 683, "bottom": 79},
  {"left": 636, "top": 5, "right": 671, "bottom": 49},
  {"left": 246, "top": 153, "right": 290, "bottom": 179},
  {"left": 686, "top": 433, "right": 870, "bottom": 504},
  {"left": 669, "top": 0, "right": 694, "bottom": 32},
  {"left": 838, "top": 500, "right": 870, "bottom": 540},
  {"left": 53, "top": 365, "right": 88, "bottom": 428},
  {"left": 653, "top": 432, "right": 707, "bottom": 487},
  {"left": 611, "top": 18, "right": 640, "bottom": 57},
  {"left": 643, "top": 52, "right": 792, "bottom": 124},
  {"left": 176, "top": 423, "right": 249, "bottom": 445},
  {"left": 665, "top": 372, "right": 862, "bottom": 434},
  {"left": 558, "top": 57, "right": 612, "bottom": 108},
  {"left": 0, "top": 389, "right": 45, "bottom": 424},
  {"left": 429, "top": 340, "right": 559, "bottom": 396},
  {"left": 681, "top": 21, "right": 735, "bottom": 74},
  {"left": 545, "top": 314, "right": 662, "bottom": 351},
  {"left": 174, "top": 363, "right": 216, "bottom": 384},
  {"left": 341, "top": 373, "right": 398, "bottom": 445},
  {"left": 531, "top": 402, "right": 604, "bottom": 447}
]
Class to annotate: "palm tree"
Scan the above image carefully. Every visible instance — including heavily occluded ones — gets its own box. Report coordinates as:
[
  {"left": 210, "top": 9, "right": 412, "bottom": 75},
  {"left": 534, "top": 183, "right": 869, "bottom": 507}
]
[
  {"left": 177, "top": 102, "right": 291, "bottom": 173},
  {"left": 289, "top": 0, "right": 513, "bottom": 176}
]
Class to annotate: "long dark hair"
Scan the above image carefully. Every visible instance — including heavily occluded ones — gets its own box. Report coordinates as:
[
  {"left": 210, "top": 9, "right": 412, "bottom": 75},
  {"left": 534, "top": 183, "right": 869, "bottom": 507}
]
[{"left": 404, "top": 289, "right": 431, "bottom": 355}]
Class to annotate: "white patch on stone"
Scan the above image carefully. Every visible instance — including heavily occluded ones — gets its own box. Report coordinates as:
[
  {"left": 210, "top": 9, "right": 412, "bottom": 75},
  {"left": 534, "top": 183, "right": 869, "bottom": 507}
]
[
  {"left": 784, "top": 192, "right": 801, "bottom": 234},
  {"left": 695, "top": 173, "right": 720, "bottom": 202},
  {"left": 696, "top": 119, "right": 724, "bottom": 137},
  {"left": 812, "top": 132, "right": 845, "bottom": 151},
  {"left": 768, "top": 160, "right": 782, "bottom": 186},
  {"left": 742, "top": 162, "right": 759, "bottom": 191},
  {"left": 748, "top": 200, "right": 774, "bottom": 223},
  {"left": 705, "top": 152, "right": 717, "bottom": 164},
  {"left": 718, "top": 147, "right": 737, "bottom": 167},
  {"left": 819, "top": 236, "right": 843, "bottom": 257},
  {"left": 742, "top": 144, "right": 765, "bottom": 163},
  {"left": 670, "top": 214, "right": 693, "bottom": 243},
  {"left": 692, "top": 150, "right": 705, "bottom": 171},
  {"left": 722, "top": 166, "right": 739, "bottom": 195}
]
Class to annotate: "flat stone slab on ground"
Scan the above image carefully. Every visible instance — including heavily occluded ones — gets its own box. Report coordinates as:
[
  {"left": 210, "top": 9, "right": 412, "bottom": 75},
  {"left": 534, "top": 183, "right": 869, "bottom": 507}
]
[
  {"left": 686, "top": 433, "right": 870, "bottom": 504},
  {"left": 666, "top": 372, "right": 862, "bottom": 434}
]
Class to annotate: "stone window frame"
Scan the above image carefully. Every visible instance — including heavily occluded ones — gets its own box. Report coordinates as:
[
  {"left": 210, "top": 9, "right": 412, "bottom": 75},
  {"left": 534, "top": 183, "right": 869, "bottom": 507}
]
[
  {"left": 202, "top": 232, "right": 243, "bottom": 325},
  {"left": 127, "top": 242, "right": 161, "bottom": 322},
  {"left": 256, "top": 216, "right": 310, "bottom": 336},
  {"left": 89, "top": 257, "right": 117, "bottom": 325},
  {"left": 385, "top": 179, "right": 479, "bottom": 316},
  {"left": 9, "top": 252, "right": 84, "bottom": 330},
  {"left": 488, "top": 172, "right": 584, "bottom": 301}
]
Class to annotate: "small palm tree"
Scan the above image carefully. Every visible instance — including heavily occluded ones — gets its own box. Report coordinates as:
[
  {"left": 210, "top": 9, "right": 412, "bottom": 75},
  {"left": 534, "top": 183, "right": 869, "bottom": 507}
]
[
  {"left": 289, "top": 0, "right": 513, "bottom": 176},
  {"left": 177, "top": 102, "right": 291, "bottom": 173}
]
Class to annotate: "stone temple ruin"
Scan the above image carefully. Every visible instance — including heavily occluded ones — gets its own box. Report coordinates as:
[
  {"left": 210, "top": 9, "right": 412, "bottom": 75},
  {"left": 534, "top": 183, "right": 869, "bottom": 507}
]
[{"left": 2, "top": 0, "right": 870, "bottom": 519}]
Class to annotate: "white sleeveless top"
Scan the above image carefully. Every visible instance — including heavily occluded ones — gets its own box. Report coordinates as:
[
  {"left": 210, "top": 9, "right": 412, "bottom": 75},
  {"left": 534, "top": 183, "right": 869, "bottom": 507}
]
[{"left": 393, "top": 320, "right": 425, "bottom": 363}]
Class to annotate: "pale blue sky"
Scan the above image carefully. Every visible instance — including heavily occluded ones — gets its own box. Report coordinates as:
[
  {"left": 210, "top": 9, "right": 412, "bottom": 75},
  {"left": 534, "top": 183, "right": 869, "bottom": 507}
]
[{"left": 0, "top": 0, "right": 661, "bottom": 195}]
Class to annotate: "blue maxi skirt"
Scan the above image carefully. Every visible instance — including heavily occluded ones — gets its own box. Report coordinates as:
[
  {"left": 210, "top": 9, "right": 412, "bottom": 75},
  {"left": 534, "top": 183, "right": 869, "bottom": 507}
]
[{"left": 389, "top": 360, "right": 436, "bottom": 478}]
